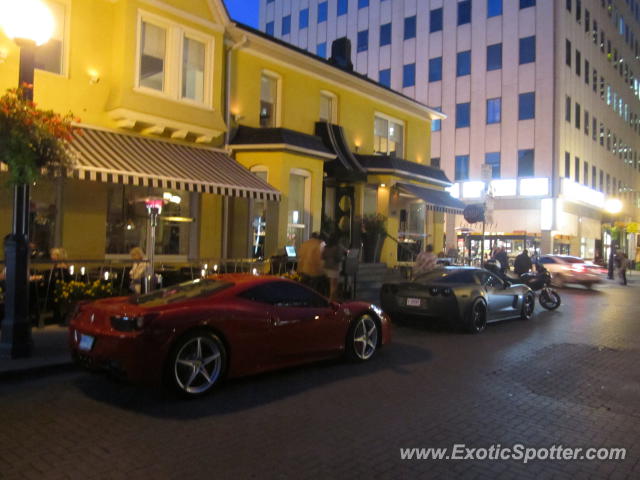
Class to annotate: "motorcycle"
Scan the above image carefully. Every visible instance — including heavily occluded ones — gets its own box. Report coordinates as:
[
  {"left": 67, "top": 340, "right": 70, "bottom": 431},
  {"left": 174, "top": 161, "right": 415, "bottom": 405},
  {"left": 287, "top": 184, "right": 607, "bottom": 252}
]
[{"left": 519, "top": 265, "right": 561, "bottom": 310}]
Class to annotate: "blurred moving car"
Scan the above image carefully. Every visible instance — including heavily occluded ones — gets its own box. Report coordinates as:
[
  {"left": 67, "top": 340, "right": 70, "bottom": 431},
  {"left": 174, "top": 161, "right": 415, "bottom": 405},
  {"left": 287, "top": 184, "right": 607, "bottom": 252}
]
[
  {"left": 537, "top": 255, "right": 604, "bottom": 288},
  {"left": 380, "top": 267, "right": 535, "bottom": 334},
  {"left": 69, "top": 275, "right": 391, "bottom": 397}
]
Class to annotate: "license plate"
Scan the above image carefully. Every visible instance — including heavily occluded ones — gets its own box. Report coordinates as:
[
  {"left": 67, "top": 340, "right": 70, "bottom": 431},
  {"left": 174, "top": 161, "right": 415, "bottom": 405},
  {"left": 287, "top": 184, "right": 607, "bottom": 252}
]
[
  {"left": 406, "top": 297, "right": 421, "bottom": 307},
  {"left": 78, "top": 334, "right": 95, "bottom": 352}
]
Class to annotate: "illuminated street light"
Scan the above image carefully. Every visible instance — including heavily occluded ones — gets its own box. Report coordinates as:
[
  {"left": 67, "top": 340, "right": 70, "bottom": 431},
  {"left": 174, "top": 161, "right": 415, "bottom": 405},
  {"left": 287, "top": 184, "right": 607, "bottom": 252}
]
[
  {"left": 0, "top": 0, "right": 54, "bottom": 359},
  {"left": 604, "top": 198, "right": 623, "bottom": 215}
]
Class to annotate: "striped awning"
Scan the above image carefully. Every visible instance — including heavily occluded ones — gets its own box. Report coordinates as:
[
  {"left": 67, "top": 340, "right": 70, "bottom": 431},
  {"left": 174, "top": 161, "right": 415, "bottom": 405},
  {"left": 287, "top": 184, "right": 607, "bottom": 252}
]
[
  {"left": 0, "top": 127, "right": 280, "bottom": 201},
  {"left": 397, "top": 183, "right": 465, "bottom": 215}
]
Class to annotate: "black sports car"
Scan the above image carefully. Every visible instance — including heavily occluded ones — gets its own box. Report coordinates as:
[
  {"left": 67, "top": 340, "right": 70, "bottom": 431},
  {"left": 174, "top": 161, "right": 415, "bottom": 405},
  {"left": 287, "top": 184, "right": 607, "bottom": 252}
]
[{"left": 380, "top": 267, "right": 535, "bottom": 333}]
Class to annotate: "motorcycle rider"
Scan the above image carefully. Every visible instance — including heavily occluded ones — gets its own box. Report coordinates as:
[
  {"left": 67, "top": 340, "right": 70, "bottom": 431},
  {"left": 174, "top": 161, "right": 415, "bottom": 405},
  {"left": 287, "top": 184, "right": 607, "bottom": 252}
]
[{"left": 514, "top": 249, "right": 533, "bottom": 276}]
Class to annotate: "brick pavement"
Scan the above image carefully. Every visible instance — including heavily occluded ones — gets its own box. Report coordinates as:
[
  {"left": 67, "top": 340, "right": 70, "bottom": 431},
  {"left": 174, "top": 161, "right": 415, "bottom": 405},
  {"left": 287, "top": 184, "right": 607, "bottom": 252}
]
[{"left": 0, "top": 281, "right": 638, "bottom": 479}]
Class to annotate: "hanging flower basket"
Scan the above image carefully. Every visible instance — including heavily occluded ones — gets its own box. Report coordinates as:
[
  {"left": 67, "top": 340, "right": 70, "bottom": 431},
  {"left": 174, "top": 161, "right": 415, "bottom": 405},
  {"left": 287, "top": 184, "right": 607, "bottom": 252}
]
[{"left": 0, "top": 85, "right": 79, "bottom": 185}]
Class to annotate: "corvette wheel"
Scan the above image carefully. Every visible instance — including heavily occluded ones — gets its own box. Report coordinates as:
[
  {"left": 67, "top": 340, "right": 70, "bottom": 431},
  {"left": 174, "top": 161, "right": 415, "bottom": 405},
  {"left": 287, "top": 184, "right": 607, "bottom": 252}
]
[
  {"left": 466, "top": 299, "right": 487, "bottom": 334},
  {"left": 520, "top": 293, "right": 535, "bottom": 320},
  {"left": 347, "top": 314, "right": 379, "bottom": 361},
  {"left": 167, "top": 331, "right": 226, "bottom": 397}
]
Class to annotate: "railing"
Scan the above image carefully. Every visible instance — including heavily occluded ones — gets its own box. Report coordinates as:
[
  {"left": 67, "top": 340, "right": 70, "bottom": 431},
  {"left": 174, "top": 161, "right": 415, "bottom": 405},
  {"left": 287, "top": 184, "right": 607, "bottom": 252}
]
[{"left": 0, "top": 257, "right": 298, "bottom": 326}]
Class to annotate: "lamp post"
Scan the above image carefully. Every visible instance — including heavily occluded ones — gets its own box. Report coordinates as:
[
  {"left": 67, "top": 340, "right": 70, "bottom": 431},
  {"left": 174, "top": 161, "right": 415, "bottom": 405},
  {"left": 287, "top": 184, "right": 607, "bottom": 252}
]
[
  {"left": 0, "top": 0, "right": 54, "bottom": 358},
  {"left": 144, "top": 197, "right": 163, "bottom": 293},
  {"left": 604, "top": 198, "right": 623, "bottom": 280}
]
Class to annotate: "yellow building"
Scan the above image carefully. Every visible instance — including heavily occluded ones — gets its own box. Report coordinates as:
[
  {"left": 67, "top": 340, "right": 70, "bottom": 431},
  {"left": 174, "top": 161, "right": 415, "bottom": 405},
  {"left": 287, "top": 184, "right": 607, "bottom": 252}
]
[{"left": 0, "top": 0, "right": 460, "bottom": 271}]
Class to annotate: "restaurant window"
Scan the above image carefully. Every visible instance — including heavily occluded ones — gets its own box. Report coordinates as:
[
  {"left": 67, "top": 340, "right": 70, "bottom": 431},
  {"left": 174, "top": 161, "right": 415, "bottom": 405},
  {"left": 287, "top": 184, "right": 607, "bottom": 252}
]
[
  {"left": 106, "top": 185, "right": 192, "bottom": 256},
  {"left": 374, "top": 114, "right": 404, "bottom": 157},
  {"left": 319, "top": 91, "right": 337, "bottom": 123},
  {"left": 29, "top": 180, "right": 59, "bottom": 260},
  {"left": 260, "top": 73, "right": 279, "bottom": 128},
  {"left": 35, "top": 0, "right": 66, "bottom": 75},
  {"left": 287, "top": 171, "right": 310, "bottom": 252}
]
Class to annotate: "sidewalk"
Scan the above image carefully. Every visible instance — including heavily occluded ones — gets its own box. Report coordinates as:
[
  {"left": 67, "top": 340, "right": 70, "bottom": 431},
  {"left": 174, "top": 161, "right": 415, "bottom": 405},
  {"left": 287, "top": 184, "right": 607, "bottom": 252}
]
[{"left": 0, "top": 324, "right": 74, "bottom": 381}]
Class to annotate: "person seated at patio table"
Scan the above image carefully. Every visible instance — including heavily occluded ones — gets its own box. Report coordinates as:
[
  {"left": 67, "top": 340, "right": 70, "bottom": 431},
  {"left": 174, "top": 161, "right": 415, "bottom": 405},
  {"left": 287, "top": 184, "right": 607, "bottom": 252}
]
[
  {"left": 129, "top": 247, "right": 147, "bottom": 294},
  {"left": 413, "top": 244, "right": 437, "bottom": 279}
]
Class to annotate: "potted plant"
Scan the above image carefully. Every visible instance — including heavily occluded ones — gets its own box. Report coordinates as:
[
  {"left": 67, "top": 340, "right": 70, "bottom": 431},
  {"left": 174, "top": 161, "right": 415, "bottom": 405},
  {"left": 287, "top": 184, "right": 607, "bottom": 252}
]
[{"left": 361, "top": 214, "right": 387, "bottom": 263}]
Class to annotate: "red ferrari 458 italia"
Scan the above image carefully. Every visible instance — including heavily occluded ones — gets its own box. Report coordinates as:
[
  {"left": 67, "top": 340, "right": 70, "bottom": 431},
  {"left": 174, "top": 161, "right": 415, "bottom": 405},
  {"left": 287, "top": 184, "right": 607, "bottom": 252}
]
[{"left": 69, "top": 274, "right": 391, "bottom": 396}]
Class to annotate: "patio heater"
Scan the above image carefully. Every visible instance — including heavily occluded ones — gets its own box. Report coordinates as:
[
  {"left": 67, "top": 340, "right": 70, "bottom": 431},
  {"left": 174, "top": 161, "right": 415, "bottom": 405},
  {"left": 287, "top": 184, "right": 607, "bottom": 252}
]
[
  {"left": 0, "top": 0, "right": 54, "bottom": 359},
  {"left": 143, "top": 196, "right": 163, "bottom": 292}
]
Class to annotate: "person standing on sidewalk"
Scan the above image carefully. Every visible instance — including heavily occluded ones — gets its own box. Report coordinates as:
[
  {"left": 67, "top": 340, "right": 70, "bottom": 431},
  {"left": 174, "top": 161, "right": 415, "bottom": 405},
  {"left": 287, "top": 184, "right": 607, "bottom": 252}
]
[
  {"left": 615, "top": 250, "right": 628, "bottom": 286},
  {"left": 322, "top": 234, "right": 345, "bottom": 301},
  {"left": 514, "top": 249, "right": 533, "bottom": 276},
  {"left": 297, "top": 232, "right": 325, "bottom": 293}
]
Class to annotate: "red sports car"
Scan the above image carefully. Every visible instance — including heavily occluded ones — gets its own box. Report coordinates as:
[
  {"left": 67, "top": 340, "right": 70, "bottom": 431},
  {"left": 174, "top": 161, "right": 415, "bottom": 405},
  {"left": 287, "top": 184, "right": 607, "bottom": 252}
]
[{"left": 69, "top": 274, "right": 391, "bottom": 396}]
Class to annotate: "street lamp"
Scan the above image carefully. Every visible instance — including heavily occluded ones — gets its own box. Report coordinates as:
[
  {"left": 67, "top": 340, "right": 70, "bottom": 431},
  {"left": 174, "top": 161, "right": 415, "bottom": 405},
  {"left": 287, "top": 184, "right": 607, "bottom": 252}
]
[
  {"left": 0, "top": 0, "right": 54, "bottom": 359},
  {"left": 603, "top": 198, "right": 624, "bottom": 280}
]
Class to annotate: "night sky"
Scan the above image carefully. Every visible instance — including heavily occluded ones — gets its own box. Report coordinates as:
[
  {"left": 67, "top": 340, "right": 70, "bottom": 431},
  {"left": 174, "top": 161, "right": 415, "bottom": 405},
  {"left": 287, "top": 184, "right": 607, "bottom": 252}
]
[{"left": 224, "top": 0, "right": 260, "bottom": 27}]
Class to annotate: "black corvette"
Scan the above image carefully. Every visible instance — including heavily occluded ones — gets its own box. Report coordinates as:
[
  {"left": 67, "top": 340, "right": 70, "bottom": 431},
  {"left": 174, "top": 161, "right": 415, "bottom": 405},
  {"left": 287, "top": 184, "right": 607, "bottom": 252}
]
[{"left": 380, "top": 267, "right": 535, "bottom": 333}]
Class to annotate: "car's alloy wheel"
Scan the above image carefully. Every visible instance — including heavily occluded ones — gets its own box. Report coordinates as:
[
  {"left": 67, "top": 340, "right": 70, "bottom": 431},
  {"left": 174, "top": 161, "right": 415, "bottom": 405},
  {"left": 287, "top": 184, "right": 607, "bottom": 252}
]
[
  {"left": 467, "top": 300, "right": 487, "bottom": 334},
  {"left": 521, "top": 293, "right": 535, "bottom": 320},
  {"left": 348, "top": 314, "right": 379, "bottom": 361},
  {"left": 169, "top": 332, "right": 226, "bottom": 396}
]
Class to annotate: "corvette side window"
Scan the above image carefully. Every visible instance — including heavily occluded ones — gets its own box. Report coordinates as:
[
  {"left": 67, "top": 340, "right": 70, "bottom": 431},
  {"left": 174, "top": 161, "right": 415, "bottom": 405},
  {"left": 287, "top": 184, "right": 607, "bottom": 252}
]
[{"left": 486, "top": 274, "right": 504, "bottom": 289}]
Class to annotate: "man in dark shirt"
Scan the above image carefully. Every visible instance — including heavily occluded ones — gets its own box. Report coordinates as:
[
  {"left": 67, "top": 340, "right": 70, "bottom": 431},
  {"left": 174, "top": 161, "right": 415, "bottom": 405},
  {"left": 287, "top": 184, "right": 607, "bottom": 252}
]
[{"left": 514, "top": 249, "right": 533, "bottom": 276}]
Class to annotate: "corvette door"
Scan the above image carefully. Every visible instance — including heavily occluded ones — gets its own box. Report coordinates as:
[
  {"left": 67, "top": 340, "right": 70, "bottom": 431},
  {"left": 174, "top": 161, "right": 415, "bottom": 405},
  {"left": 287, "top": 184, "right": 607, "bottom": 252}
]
[{"left": 483, "top": 273, "right": 518, "bottom": 319}]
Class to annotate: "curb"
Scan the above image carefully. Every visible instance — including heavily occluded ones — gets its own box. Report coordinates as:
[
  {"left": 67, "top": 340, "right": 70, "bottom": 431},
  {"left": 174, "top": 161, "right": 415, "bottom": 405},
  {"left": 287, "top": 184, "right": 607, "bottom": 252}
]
[{"left": 0, "top": 361, "right": 77, "bottom": 383}]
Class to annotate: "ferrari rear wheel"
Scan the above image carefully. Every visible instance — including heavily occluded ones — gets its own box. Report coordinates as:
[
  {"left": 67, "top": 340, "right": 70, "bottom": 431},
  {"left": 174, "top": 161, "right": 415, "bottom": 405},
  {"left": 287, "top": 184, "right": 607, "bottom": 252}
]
[
  {"left": 346, "top": 314, "right": 379, "bottom": 361},
  {"left": 520, "top": 293, "right": 535, "bottom": 320},
  {"left": 167, "top": 331, "right": 226, "bottom": 397},
  {"left": 466, "top": 299, "right": 487, "bottom": 334}
]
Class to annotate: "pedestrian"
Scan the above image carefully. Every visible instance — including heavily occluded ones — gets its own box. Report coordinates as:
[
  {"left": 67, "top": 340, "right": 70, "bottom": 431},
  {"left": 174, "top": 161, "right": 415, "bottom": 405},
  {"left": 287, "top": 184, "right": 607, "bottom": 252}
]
[
  {"left": 413, "top": 244, "right": 437, "bottom": 278},
  {"left": 615, "top": 250, "right": 628, "bottom": 286},
  {"left": 49, "top": 247, "right": 71, "bottom": 324},
  {"left": 513, "top": 249, "right": 533, "bottom": 276},
  {"left": 129, "top": 247, "right": 147, "bottom": 294},
  {"left": 495, "top": 247, "right": 509, "bottom": 274},
  {"left": 608, "top": 244, "right": 617, "bottom": 280},
  {"left": 322, "top": 234, "right": 345, "bottom": 301},
  {"left": 297, "top": 232, "right": 325, "bottom": 292}
]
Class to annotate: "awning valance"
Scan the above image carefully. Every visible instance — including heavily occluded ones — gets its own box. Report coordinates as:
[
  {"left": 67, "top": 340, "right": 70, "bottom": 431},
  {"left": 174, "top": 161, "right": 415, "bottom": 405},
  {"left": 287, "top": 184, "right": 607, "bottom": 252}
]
[
  {"left": 62, "top": 127, "right": 280, "bottom": 201},
  {"left": 397, "top": 183, "right": 465, "bottom": 214}
]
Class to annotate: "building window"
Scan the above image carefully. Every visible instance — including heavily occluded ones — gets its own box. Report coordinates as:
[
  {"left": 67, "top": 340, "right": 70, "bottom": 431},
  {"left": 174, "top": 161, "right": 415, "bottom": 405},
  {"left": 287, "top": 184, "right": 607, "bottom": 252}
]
[
  {"left": 287, "top": 171, "right": 311, "bottom": 252},
  {"left": 592, "top": 116, "right": 597, "bottom": 141},
  {"left": 565, "top": 95, "right": 571, "bottom": 122},
  {"left": 564, "top": 152, "right": 571, "bottom": 177},
  {"left": 575, "top": 49, "right": 581, "bottom": 76},
  {"left": 337, "top": 0, "right": 348, "bottom": 16},
  {"left": 584, "top": 110, "right": 589, "bottom": 136},
  {"left": 519, "top": 36, "right": 536, "bottom": 64},
  {"left": 584, "top": 59, "right": 589, "bottom": 84},
  {"left": 379, "top": 68, "right": 391, "bottom": 87},
  {"left": 583, "top": 162, "right": 588, "bottom": 186},
  {"left": 106, "top": 185, "right": 191, "bottom": 256},
  {"left": 455, "top": 155, "right": 470, "bottom": 181},
  {"left": 431, "top": 116, "right": 441, "bottom": 132},
  {"left": 520, "top": 0, "right": 536, "bottom": 9},
  {"left": 139, "top": 21, "right": 166, "bottom": 92},
  {"left": 488, "top": 0, "right": 502, "bottom": 17},
  {"left": 318, "top": 1, "right": 328, "bottom": 23},
  {"left": 518, "top": 149, "right": 535, "bottom": 177},
  {"left": 374, "top": 114, "right": 404, "bottom": 157},
  {"left": 430, "top": 8, "right": 443, "bottom": 32},
  {"left": 431, "top": 157, "right": 441, "bottom": 168},
  {"left": 457, "top": 51, "right": 471, "bottom": 76},
  {"left": 565, "top": 39, "right": 571, "bottom": 67},
  {"left": 35, "top": 0, "right": 66, "bottom": 75},
  {"left": 299, "top": 8, "right": 309, "bottom": 29},
  {"left": 281, "top": 15, "right": 291, "bottom": 35},
  {"left": 592, "top": 166, "right": 597, "bottom": 189},
  {"left": 456, "top": 102, "right": 471, "bottom": 128},
  {"left": 404, "top": 15, "right": 417, "bottom": 40},
  {"left": 574, "top": 157, "right": 580, "bottom": 182},
  {"left": 260, "top": 73, "right": 278, "bottom": 128},
  {"left": 566, "top": 0, "right": 571, "bottom": 12},
  {"left": 485, "top": 152, "right": 501, "bottom": 178},
  {"left": 380, "top": 23, "right": 392, "bottom": 46},
  {"left": 518, "top": 92, "right": 535, "bottom": 120},
  {"left": 316, "top": 42, "right": 327, "bottom": 58},
  {"left": 458, "top": 1, "right": 472, "bottom": 26},
  {"left": 138, "top": 17, "right": 212, "bottom": 106},
  {"left": 265, "top": 21, "right": 274, "bottom": 36},
  {"left": 358, "top": 0, "right": 369, "bottom": 8},
  {"left": 319, "top": 91, "right": 337, "bottom": 123},
  {"left": 357, "top": 30, "right": 369, "bottom": 52},
  {"left": 575, "top": 102, "right": 580, "bottom": 129},
  {"left": 429, "top": 57, "right": 442, "bottom": 82},
  {"left": 181, "top": 37, "right": 206, "bottom": 103},
  {"left": 487, "top": 43, "right": 502, "bottom": 71},
  {"left": 403, "top": 63, "right": 415, "bottom": 87},
  {"left": 487, "top": 98, "right": 501, "bottom": 124}
]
